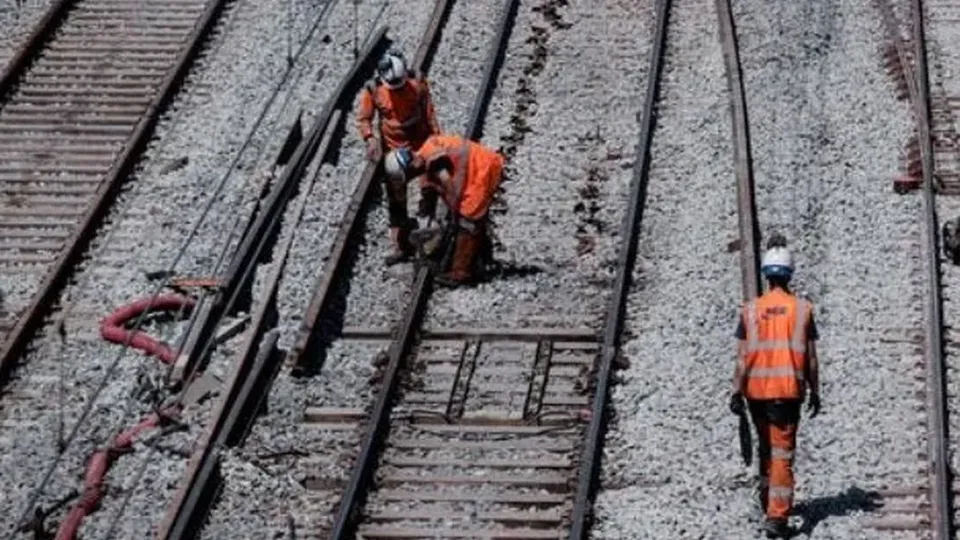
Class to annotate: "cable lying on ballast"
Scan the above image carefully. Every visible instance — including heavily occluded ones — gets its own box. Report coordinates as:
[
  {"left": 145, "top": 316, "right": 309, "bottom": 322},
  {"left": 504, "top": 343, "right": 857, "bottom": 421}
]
[{"left": 55, "top": 295, "right": 194, "bottom": 540}]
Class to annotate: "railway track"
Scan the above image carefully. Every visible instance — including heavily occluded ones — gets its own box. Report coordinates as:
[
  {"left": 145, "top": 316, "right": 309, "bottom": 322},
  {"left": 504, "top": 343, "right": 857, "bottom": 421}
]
[
  {"left": 916, "top": 0, "right": 960, "bottom": 538},
  {"left": 159, "top": 0, "right": 663, "bottom": 537},
  {"left": 856, "top": 0, "right": 955, "bottom": 537},
  {"left": 0, "top": 0, "right": 226, "bottom": 388}
]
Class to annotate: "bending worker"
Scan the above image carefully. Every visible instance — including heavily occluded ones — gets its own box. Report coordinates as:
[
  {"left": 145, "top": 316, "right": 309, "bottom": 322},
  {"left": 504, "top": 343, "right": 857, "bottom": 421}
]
[
  {"left": 382, "top": 133, "right": 504, "bottom": 287},
  {"left": 356, "top": 49, "right": 441, "bottom": 265},
  {"left": 729, "top": 234, "right": 821, "bottom": 538}
]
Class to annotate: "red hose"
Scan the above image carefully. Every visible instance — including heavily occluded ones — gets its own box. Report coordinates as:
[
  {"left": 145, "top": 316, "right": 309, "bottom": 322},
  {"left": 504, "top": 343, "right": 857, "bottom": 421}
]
[
  {"left": 55, "top": 294, "right": 195, "bottom": 539},
  {"left": 99, "top": 295, "right": 196, "bottom": 364}
]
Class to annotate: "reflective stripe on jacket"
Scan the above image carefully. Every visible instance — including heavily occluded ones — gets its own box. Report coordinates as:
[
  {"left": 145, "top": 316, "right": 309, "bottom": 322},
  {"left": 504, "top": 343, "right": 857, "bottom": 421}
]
[
  {"left": 355, "top": 75, "right": 440, "bottom": 150},
  {"left": 742, "top": 289, "right": 811, "bottom": 400},
  {"left": 416, "top": 134, "right": 504, "bottom": 220}
]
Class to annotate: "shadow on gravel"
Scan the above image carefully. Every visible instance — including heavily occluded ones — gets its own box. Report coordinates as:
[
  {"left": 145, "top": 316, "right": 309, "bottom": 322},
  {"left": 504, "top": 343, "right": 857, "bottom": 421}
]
[
  {"left": 792, "top": 486, "right": 882, "bottom": 536},
  {"left": 481, "top": 261, "right": 545, "bottom": 283}
]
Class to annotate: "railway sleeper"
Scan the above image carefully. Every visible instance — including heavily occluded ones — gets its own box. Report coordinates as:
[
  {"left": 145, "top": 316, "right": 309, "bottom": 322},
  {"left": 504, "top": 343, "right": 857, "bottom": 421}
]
[
  {"left": 364, "top": 508, "right": 564, "bottom": 526},
  {"left": 355, "top": 525, "right": 563, "bottom": 539}
]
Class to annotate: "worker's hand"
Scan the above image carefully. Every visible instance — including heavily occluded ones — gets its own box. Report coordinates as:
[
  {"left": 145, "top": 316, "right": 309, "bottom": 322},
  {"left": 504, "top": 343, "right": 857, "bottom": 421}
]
[
  {"left": 807, "top": 392, "right": 821, "bottom": 418},
  {"left": 416, "top": 215, "right": 433, "bottom": 231},
  {"left": 365, "top": 138, "right": 381, "bottom": 162},
  {"left": 729, "top": 392, "right": 745, "bottom": 417}
]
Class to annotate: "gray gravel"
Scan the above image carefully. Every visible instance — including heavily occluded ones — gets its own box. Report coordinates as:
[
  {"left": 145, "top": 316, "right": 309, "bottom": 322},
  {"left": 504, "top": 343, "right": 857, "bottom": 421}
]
[
  {"left": 422, "top": 0, "right": 644, "bottom": 332},
  {"left": 0, "top": 0, "right": 381, "bottom": 535},
  {"left": 0, "top": 0, "right": 53, "bottom": 72},
  {"left": 924, "top": 0, "right": 960, "bottom": 529},
  {"left": 596, "top": 0, "right": 926, "bottom": 538}
]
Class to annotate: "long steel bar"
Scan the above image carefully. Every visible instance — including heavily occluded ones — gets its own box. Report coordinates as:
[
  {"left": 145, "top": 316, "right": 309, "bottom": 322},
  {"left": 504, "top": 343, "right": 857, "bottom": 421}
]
[
  {"left": 715, "top": 0, "right": 761, "bottom": 300},
  {"left": 912, "top": 0, "right": 953, "bottom": 537},
  {"left": 155, "top": 109, "right": 344, "bottom": 539},
  {"left": 173, "top": 27, "right": 390, "bottom": 383},
  {"left": 567, "top": 0, "right": 671, "bottom": 536},
  {"left": 328, "top": 0, "right": 519, "bottom": 536}
]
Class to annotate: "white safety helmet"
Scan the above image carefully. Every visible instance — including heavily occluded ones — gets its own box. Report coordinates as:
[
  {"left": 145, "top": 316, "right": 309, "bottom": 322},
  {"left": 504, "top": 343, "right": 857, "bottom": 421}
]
[
  {"left": 377, "top": 51, "right": 408, "bottom": 90},
  {"left": 383, "top": 147, "right": 414, "bottom": 181},
  {"left": 760, "top": 245, "right": 793, "bottom": 279}
]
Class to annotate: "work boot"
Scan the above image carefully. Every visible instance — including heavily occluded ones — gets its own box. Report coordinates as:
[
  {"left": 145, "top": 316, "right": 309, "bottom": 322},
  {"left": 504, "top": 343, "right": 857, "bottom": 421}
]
[
  {"left": 435, "top": 231, "right": 478, "bottom": 288},
  {"left": 763, "top": 518, "right": 788, "bottom": 538},
  {"left": 385, "top": 226, "right": 414, "bottom": 266}
]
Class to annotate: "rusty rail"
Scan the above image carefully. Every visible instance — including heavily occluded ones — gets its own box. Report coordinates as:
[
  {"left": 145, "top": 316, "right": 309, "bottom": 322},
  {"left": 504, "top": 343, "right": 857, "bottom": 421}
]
[
  {"left": 156, "top": 26, "right": 391, "bottom": 537},
  {"left": 327, "top": 0, "right": 520, "bottom": 536},
  {"left": 714, "top": 0, "right": 761, "bottom": 301},
  {"left": 0, "top": 0, "right": 73, "bottom": 100},
  {"left": 170, "top": 25, "right": 389, "bottom": 384},
  {"left": 910, "top": 0, "right": 953, "bottom": 537},
  {"left": 567, "top": 0, "right": 672, "bottom": 535},
  {"left": 877, "top": 1, "right": 952, "bottom": 537}
]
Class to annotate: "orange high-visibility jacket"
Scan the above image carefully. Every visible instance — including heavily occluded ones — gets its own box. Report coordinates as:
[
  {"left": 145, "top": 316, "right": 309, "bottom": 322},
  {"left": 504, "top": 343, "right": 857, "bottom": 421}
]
[
  {"left": 741, "top": 288, "right": 812, "bottom": 400},
  {"left": 356, "top": 74, "right": 440, "bottom": 151},
  {"left": 415, "top": 134, "right": 504, "bottom": 220}
]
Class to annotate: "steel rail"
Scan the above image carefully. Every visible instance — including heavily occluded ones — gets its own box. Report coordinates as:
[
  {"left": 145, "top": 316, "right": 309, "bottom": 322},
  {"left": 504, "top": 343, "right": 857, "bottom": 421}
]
[
  {"left": 287, "top": 0, "right": 455, "bottom": 368},
  {"left": 0, "top": 0, "right": 230, "bottom": 387},
  {"left": 714, "top": 0, "right": 761, "bottom": 301},
  {"left": 327, "top": 0, "right": 519, "bottom": 536},
  {"left": 156, "top": 26, "right": 392, "bottom": 534},
  {"left": 911, "top": 0, "right": 953, "bottom": 538},
  {"left": 567, "top": 0, "right": 672, "bottom": 535},
  {"left": 0, "top": 0, "right": 74, "bottom": 101},
  {"left": 172, "top": 27, "right": 391, "bottom": 383}
]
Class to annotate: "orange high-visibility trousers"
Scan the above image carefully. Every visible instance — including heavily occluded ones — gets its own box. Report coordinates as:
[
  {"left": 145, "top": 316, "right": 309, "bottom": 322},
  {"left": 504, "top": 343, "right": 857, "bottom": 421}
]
[{"left": 749, "top": 400, "right": 799, "bottom": 521}]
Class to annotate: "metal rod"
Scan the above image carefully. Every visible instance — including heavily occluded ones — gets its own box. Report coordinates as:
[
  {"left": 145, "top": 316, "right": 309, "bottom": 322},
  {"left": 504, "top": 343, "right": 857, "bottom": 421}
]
[
  {"left": 567, "top": 0, "right": 672, "bottom": 536},
  {"left": 911, "top": 1, "right": 953, "bottom": 538}
]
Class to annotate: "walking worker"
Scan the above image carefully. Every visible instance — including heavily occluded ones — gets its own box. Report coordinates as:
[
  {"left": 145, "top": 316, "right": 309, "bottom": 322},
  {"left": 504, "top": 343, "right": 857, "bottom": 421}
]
[
  {"left": 729, "top": 234, "right": 822, "bottom": 538},
  {"left": 356, "top": 48, "right": 441, "bottom": 265},
  {"left": 381, "top": 133, "right": 504, "bottom": 288}
]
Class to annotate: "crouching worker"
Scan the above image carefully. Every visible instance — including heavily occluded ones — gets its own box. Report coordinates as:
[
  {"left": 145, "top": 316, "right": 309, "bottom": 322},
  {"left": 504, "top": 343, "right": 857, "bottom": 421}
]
[{"left": 382, "top": 134, "right": 504, "bottom": 288}]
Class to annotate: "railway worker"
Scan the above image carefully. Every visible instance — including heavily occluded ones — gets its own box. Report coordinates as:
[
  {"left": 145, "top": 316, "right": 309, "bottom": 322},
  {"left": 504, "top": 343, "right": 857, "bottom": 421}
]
[
  {"left": 728, "top": 234, "right": 821, "bottom": 538},
  {"left": 381, "top": 133, "right": 504, "bottom": 288},
  {"left": 355, "top": 48, "right": 442, "bottom": 265}
]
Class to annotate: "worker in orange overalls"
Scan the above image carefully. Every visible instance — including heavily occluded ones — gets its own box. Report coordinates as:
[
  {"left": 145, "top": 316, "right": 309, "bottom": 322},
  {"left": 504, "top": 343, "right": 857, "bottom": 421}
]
[
  {"left": 381, "top": 133, "right": 504, "bottom": 287},
  {"left": 729, "top": 234, "right": 821, "bottom": 538},
  {"left": 356, "top": 49, "right": 441, "bottom": 265}
]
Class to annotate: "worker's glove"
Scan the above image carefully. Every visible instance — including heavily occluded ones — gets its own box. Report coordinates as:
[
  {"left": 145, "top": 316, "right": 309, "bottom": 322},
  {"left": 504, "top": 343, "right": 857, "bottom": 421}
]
[
  {"left": 365, "top": 138, "right": 381, "bottom": 162},
  {"left": 807, "top": 392, "right": 821, "bottom": 418},
  {"left": 729, "top": 392, "right": 745, "bottom": 417}
]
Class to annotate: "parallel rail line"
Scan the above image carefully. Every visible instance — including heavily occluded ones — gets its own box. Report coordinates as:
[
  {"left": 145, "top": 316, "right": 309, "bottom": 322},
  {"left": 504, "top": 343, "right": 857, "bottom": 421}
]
[
  {"left": 0, "top": 0, "right": 228, "bottom": 388},
  {"left": 876, "top": 0, "right": 954, "bottom": 537},
  {"left": 912, "top": 0, "right": 954, "bottom": 536}
]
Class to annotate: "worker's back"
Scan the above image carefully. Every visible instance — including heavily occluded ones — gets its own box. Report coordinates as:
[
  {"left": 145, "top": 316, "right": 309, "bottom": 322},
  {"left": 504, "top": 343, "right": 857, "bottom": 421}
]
[
  {"left": 742, "top": 288, "right": 811, "bottom": 401},
  {"left": 418, "top": 135, "right": 504, "bottom": 219}
]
